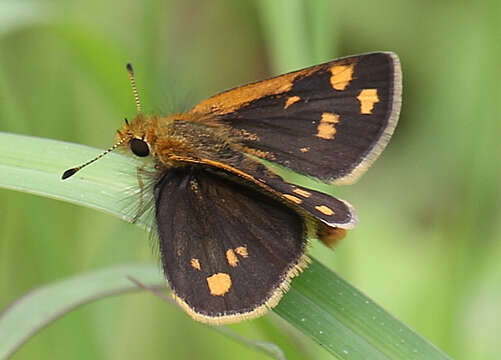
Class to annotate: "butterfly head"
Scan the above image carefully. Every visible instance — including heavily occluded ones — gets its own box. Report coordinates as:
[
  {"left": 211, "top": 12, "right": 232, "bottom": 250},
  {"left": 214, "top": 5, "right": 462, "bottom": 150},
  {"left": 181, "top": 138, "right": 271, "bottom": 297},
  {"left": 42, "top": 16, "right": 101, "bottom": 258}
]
[{"left": 116, "top": 115, "right": 156, "bottom": 158}]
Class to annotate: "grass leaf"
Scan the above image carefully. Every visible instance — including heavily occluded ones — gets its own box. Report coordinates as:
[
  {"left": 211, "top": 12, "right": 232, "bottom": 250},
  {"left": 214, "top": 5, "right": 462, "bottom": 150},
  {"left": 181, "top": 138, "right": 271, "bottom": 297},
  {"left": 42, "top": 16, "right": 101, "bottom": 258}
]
[{"left": 0, "top": 264, "right": 286, "bottom": 360}]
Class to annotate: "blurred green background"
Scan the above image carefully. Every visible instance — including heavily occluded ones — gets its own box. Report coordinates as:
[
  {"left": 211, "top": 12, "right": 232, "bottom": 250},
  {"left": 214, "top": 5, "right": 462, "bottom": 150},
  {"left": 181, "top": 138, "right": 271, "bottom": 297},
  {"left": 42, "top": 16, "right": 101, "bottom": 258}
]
[{"left": 1, "top": 0, "right": 500, "bottom": 359}]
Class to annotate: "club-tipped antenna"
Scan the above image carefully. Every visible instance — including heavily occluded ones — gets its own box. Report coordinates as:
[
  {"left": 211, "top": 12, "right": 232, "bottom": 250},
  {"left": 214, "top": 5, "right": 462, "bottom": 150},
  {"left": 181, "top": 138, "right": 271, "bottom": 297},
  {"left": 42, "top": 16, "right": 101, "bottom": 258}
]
[
  {"left": 126, "top": 63, "right": 142, "bottom": 114},
  {"left": 61, "top": 137, "right": 127, "bottom": 180}
]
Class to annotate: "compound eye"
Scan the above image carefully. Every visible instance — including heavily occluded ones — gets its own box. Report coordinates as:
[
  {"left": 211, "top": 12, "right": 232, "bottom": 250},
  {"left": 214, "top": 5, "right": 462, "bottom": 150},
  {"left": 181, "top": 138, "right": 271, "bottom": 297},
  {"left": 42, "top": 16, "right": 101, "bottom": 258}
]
[{"left": 130, "top": 138, "right": 150, "bottom": 157}]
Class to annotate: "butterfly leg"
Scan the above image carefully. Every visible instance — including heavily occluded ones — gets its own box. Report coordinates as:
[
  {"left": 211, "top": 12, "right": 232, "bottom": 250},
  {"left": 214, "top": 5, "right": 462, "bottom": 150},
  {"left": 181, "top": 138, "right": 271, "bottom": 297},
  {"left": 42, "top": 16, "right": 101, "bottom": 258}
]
[{"left": 131, "top": 165, "right": 147, "bottom": 223}]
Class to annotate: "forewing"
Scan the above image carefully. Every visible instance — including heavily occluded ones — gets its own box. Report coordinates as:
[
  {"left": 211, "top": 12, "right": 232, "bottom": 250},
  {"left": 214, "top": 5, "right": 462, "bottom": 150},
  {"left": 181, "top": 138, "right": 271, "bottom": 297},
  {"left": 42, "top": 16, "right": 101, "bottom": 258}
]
[
  {"left": 154, "top": 167, "right": 309, "bottom": 324},
  {"left": 191, "top": 52, "right": 401, "bottom": 184}
]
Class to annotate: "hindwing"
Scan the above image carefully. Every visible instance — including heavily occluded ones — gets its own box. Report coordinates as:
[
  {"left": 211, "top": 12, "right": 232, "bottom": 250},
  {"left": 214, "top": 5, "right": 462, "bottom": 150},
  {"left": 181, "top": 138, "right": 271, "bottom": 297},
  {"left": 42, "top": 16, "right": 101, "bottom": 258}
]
[{"left": 154, "top": 167, "right": 310, "bottom": 324}]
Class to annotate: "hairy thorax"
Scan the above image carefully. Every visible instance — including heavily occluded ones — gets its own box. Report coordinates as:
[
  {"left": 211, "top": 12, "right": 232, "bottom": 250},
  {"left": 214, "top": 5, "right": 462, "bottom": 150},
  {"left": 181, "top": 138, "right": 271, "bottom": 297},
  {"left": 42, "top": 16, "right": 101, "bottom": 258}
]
[{"left": 116, "top": 113, "right": 238, "bottom": 169}]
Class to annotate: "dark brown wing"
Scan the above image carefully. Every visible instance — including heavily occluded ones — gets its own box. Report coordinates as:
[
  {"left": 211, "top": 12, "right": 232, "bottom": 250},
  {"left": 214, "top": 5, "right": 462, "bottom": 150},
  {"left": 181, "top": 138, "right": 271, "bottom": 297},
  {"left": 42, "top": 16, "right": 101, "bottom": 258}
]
[
  {"left": 168, "top": 155, "right": 358, "bottom": 229},
  {"left": 191, "top": 52, "right": 401, "bottom": 184},
  {"left": 154, "top": 167, "right": 309, "bottom": 324}
]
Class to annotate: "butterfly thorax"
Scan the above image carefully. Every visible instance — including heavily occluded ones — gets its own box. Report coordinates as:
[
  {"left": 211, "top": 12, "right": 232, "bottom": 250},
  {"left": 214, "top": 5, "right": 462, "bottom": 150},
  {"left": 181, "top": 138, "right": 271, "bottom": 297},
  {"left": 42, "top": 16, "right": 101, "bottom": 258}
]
[{"left": 117, "top": 113, "right": 242, "bottom": 169}]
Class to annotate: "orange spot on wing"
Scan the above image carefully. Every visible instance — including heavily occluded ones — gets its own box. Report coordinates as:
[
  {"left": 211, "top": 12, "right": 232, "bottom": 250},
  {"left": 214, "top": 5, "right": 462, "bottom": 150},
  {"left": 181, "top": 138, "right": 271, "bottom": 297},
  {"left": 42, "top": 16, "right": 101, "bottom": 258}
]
[
  {"left": 330, "top": 63, "right": 355, "bottom": 90},
  {"left": 357, "top": 89, "right": 379, "bottom": 114},
  {"left": 206, "top": 273, "right": 232, "bottom": 296},
  {"left": 226, "top": 249, "right": 239, "bottom": 267},
  {"left": 315, "top": 205, "right": 335, "bottom": 216},
  {"left": 284, "top": 194, "right": 302, "bottom": 204},
  {"left": 316, "top": 113, "right": 340, "bottom": 140},
  {"left": 293, "top": 188, "right": 311, "bottom": 198},
  {"left": 234, "top": 246, "right": 248, "bottom": 258},
  {"left": 300, "top": 147, "right": 310, "bottom": 153},
  {"left": 284, "top": 96, "right": 301, "bottom": 109},
  {"left": 190, "top": 258, "right": 201, "bottom": 270}
]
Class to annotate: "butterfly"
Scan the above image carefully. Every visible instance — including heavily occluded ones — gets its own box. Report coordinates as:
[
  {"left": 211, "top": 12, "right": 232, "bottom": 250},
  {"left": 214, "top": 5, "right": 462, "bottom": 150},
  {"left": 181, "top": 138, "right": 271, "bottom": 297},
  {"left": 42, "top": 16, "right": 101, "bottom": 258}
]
[{"left": 62, "top": 52, "right": 402, "bottom": 325}]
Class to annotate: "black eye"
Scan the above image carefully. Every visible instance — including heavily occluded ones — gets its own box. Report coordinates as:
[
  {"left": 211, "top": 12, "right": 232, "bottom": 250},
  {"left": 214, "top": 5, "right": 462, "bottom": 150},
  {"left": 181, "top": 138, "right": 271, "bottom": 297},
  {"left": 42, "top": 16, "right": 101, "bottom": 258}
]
[{"left": 130, "top": 138, "right": 150, "bottom": 157}]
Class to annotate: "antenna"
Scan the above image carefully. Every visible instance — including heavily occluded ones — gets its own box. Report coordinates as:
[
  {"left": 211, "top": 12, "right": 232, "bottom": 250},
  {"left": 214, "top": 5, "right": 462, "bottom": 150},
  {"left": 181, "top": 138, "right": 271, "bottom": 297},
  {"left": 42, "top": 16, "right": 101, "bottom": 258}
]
[
  {"left": 126, "top": 63, "right": 142, "bottom": 113},
  {"left": 62, "top": 64, "right": 141, "bottom": 180},
  {"left": 61, "top": 137, "right": 127, "bottom": 180}
]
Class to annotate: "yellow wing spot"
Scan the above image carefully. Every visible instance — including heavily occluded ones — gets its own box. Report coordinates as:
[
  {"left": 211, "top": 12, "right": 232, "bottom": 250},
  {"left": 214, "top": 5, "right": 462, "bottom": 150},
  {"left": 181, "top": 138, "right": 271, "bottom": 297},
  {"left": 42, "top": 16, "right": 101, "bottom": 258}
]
[
  {"left": 330, "top": 63, "right": 355, "bottom": 90},
  {"left": 357, "top": 89, "right": 379, "bottom": 114},
  {"left": 315, "top": 205, "right": 335, "bottom": 216},
  {"left": 300, "top": 147, "right": 310, "bottom": 153},
  {"left": 206, "top": 273, "right": 232, "bottom": 296},
  {"left": 190, "top": 258, "right": 201, "bottom": 271},
  {"left": 235, "top": 246, "right": 248, "bottom": 258},
  {"left": 226, "top": 249, "right": 239, "bottom": 267},
  {"left": 284, "top": 194, "right": 303, "bottom": 204},
  {"left": 284, "top": 96, "right": 301, "bottom": 109},
  {"left": 293, "top": 188, "right": 311, "bottom": 198},
  {"left": 316, "top": 112, "right": 340, "bottom": 140}
]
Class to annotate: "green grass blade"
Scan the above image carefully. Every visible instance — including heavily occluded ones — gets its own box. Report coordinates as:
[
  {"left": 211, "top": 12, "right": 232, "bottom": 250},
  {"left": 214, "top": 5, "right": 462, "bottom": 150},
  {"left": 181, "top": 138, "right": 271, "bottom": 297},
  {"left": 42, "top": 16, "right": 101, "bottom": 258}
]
[
  {"left": 278, "top": 261, "right": 453, "bottom": 359},
  {"left": 0, "top": 1, "right": 49, "bottom": 37},
  {"left": 0, "top": 132, "right": 141, "bottom": 223},
  {"left": 0, "top": 264, "right": 161, "bottom": 360},
  {"left": 0, "top": 132, "right": 453, "bottom": 360},
  {"left": 255, "top": 0, "right": 310, "bottom": 72},
  {"left": 0, "top": 264, "right": 285, "bottom": 360}
]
